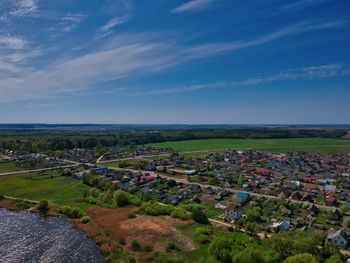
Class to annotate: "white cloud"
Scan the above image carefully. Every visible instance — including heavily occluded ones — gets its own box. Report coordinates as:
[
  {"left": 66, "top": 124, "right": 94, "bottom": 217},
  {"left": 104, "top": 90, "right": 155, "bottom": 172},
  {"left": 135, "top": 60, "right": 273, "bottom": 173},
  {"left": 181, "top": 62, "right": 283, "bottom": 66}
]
[
  {"left": 0, "top": 34, "right": 28, "bottom": 49},
  {"left": 139, "top": 64, "right": 350, "bottom": 95},
  {"left": 99, "top": 16, "right": 130, "bottom": 33},
  {"left": 10, "top": 0, "right": 38, "bottom": 17},
  {"left": 172, "top": 0, "right": 215, "bottom": 13},
  {"left": 0, "top": 19, "right": 348, "bottom": 102},
  {"left": 59, "top": 13, "right": 86, "bottom": 33}
]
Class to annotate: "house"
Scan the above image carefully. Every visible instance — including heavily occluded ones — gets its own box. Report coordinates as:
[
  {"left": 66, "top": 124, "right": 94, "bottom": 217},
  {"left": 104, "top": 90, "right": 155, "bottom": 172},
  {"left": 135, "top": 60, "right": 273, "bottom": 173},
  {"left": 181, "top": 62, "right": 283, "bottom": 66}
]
[
  {"left": 325, "top": 195, "right": 337, "bottom": 206},
  {"left": 94, "top": 166, "right": 108, "bottom": 174},
  {"left": 236, "top": 191, "right": 251, "bottom": 205},
  {"left": 307, "top": 205, "right": 318, "bottom": 216},
  {"left": 327, "top": 230, "right": 350, "bottom": 249},
  {"left": 270, "top": 219, "right": 291, "bottom": 232},
  {"left": 224, "top": 204, "right": 242, "bottom": 221},
  {"left": 325, "top": 185, "right": 337, "bottom": 194},
  {"left": 278, "top": 188, "right": 292, "bottom": 199},
  {"left": 329, "top": 209, "right": 342, "bottom": 221},
  {"left": 204, "top": 187, "right": 215, "bottom": 195},
  {"left": 291, "top": 191, "right": 302, "bottom": 200}
]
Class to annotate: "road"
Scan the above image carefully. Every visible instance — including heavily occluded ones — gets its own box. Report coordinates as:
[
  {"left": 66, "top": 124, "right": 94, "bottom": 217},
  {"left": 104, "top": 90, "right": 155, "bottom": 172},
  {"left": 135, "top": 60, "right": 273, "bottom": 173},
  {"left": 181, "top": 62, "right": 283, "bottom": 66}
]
[
  {"left": 0, "top": 164, "right": 79, "bottom": 177},
  {"left": 105, "top": 166, "right": 336, "bottom": 211}
]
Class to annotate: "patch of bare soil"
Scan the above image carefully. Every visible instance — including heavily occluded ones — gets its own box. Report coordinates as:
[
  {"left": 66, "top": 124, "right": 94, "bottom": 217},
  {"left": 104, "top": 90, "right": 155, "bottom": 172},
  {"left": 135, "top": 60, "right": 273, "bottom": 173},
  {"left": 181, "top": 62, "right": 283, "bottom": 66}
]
[
  {"left": 78, "top": 206, "right": 196, "bottom": 254},
  {"left": 342, "top": 131, "right": 350, "bottom": 140}
]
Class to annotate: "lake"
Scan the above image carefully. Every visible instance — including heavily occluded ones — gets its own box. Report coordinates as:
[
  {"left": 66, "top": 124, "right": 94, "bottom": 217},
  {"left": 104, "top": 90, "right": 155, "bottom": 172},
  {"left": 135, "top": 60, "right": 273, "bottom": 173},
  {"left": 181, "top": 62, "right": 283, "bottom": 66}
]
[{"left": 0, "top": 208, "right": 104, "bottom": 263}]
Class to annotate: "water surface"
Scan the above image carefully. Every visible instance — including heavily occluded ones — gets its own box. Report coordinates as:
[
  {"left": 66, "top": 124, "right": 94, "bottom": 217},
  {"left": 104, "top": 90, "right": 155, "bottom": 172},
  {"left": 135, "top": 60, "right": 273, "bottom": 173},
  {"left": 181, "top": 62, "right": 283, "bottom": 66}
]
[{"left": 0, "top": 208, "right": 104, "bottom": 263}]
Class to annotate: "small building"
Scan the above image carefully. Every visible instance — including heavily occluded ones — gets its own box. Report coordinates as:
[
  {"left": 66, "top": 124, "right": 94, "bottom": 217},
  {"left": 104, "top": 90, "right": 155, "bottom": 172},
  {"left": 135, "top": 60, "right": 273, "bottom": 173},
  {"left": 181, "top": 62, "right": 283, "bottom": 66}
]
[
  {"left": 307, "top": 205, "right": 319, "bottom": 216},
  {"left": 236, "top": 191, "right": 251, "bottom": 205},
  {"left": 270, "top": 219, "right": 291, "bottom": 232},
  {"left": 327, "top": 230, "right": 350, "bottom": 249},
  {"left": 325, "top": 195, "right": 337, "bottom": 206},
  {"left": 224, "top": 204, "right": 242, "bottom": 221},
  {"left": 325, "top": 185, "right": 337, "bottom": 194}
]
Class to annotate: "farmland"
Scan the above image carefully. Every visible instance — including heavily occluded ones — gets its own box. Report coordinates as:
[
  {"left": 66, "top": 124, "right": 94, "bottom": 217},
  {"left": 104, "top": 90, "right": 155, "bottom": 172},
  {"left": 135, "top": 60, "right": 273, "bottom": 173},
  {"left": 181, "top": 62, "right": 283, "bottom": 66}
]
[
  {"left": 0, "top": 172, "right": 91, "bottom": 209},
  {"left": 148, "top": 138, "right": 350, "bottom": 153}
]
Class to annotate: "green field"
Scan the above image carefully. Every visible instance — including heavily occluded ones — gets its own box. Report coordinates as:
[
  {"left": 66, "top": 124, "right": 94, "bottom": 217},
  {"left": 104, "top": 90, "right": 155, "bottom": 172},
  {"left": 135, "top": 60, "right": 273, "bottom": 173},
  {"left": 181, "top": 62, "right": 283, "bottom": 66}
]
[
  {"left": 0, "top": 161, "right": 22, "bottom": 173},
  {"left": 0, "top": 172, "right": 91, "bottom": 209},
  {"left": 148, "top": 138, "right": 350, "bottom": 153}
]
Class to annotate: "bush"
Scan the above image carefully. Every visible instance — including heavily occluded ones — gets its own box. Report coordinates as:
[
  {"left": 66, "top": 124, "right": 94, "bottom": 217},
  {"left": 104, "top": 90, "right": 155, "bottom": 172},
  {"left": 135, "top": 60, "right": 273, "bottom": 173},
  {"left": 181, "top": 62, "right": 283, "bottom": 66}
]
[
  {"left": 0, "top": 194, "right": 4, "bottom": 200},
  {"left": 283, "top": 253, "right": 317, "bottom": 263},
  {"left": 37, "top": 200, "right": 49, "bottom": 213},
  {"left": 140, "top": 202, "right": 175, "bottom": 216},
  {"left": 192, "top": 210, "right": 209, "bottom": 224},
  {"left": 128, "top": 211, "right": 136, "bottom": 218},
  {"left": 143, "top": 244, "right": 153, "bottom": 252},
  {"left": 113, "top": 190, "right": 130, "bottom": 207},
  {"left": 166, "top": 240, "right": 178, "bottom": 252},
  {"left": 196, "top": 234, "right": 211, "bottom": 244},
  {"left": 57, "top": 205, "right": 83, "bottom": 218},
  {"left": 131, "top": 239, "right": 141, "bottom": 251},
  {"left": 171, "top": 208, "right": 191, "bottom": 221},
  {"left": 80, "top": 215, "right": 91, "bottom": 224}
]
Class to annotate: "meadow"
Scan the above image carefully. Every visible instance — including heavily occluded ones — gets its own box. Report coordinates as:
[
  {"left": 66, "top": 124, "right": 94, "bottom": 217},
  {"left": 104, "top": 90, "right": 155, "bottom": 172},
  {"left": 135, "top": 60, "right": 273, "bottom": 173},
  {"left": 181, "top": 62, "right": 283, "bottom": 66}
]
[
  {"left": 0, "top": 161, "right": 22, "bottom": 173},
  {"left": 0, "top": 172, "right": 91, "bottom": 209},
  {"left": 148, "top": 138, "right": 350, "bottom": 153}
]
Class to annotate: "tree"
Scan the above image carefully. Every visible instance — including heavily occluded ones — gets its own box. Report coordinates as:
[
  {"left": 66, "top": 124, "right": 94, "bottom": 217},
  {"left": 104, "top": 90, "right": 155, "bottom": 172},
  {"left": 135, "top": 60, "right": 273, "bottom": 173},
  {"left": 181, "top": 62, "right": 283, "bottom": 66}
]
[
  {"left": 192, "top": 210, "right": 209, "bottom": 224},
  {"left": 209, "top": 236, "right": 233, "bottom": 263},
  {"left": 113, "top": 190, "right": 129, "bottom": 207},
  {"left": 37, "top": 200, "right": 49, "bottom": 213},
  {"left": 283, "top": 253, "right": 317, "bottom": 263},
  {"left": 232, "top": 248, "right": 267, "bottom": 263},
  {"left": 325, "top": 254, "right": 343, "bottom": 263}
]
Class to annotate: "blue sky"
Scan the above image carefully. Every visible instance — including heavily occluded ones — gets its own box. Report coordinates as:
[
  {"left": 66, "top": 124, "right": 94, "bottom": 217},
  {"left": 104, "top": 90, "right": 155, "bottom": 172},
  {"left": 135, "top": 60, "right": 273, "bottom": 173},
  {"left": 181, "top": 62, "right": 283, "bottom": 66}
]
[{"left": 0, "top": 0, "right": 349, "bottom": 124}]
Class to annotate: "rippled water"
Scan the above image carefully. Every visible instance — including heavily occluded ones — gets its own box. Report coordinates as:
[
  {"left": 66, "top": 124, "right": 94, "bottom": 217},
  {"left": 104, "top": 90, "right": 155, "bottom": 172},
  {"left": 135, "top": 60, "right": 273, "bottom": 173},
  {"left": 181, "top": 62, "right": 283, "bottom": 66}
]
[{"left": 0, "top": 209, "right": 104, "bottom": 263}]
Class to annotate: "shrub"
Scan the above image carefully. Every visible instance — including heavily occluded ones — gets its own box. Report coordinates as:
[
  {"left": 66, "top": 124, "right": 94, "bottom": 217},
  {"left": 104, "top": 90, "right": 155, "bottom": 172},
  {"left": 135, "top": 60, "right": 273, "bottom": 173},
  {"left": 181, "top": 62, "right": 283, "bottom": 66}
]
[
  {"left": 113, "top": 190, "right": 130, "bottom": 207},
  {"left": 37, "top": 200, "right": 49, "bottom": 213},
  {"left": 140, "top": 202, "right": 175, "bottom": 216},
  {"left": 128, "top": 211, "right": 136, "bottom": 218},
  {"left": 166, "top": 240, "right": 178, "bottom": 252},
  {"left": 283, "top": 253, "right": 317, "bottom": 263},
  {"left": 0, "top": 194, "right": 4, "bottom": 200},
  {"left": 192, "top": 210, "right": 209, "bottom": 224},
  {"left": 131, "top": 239, "right": 141, "bottom": 251},
  {"left": 171, "top": 208, "right": 191, "bottom": 220},
  {"left": 57, "top": 205, "right": 83, "bottom": 218},
  {"left": 196, "top": 234, "right": 211, "bottom": 244},
  {"left": 80, "top": 215, "right": 91, "bottom": 224},
  {"left": 143, "top": 244, "right": 153, "bottom": 252}
]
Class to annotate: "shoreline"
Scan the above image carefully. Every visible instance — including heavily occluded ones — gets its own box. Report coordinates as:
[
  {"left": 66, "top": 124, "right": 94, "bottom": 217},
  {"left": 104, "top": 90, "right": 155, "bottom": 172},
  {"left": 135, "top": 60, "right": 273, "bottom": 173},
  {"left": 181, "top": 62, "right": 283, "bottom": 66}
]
[{"left": 0, "top": 198, "right": 106, "bottom": 260}]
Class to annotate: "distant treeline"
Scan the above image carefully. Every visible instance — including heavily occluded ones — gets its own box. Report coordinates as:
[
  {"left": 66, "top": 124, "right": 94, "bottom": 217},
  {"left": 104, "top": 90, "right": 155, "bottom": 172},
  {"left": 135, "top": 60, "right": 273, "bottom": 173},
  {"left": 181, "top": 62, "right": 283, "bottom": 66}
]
[{"left": 0, "top": 128, "right": 347, "bottom": 152}]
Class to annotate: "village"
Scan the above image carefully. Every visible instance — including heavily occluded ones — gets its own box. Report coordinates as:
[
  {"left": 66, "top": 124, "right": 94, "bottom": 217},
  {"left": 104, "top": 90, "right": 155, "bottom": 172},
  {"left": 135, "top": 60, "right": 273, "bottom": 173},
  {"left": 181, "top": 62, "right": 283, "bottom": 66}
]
[{"left": 2, "top": 145, "right": 350, "bottom": 253}]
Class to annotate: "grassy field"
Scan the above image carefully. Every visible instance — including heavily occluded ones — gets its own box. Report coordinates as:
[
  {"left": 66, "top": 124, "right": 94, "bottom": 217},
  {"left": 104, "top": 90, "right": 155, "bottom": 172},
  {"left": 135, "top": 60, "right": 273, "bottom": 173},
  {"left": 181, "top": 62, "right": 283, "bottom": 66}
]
[
  {"left": 0, "top": 172, "right": 91, "bottom": 209},
  {"left": 148, "top": 138, "right": 350, "bottom": 153},
  {"left": 0, "top": 161, "right": 22, "bottom": 173}
]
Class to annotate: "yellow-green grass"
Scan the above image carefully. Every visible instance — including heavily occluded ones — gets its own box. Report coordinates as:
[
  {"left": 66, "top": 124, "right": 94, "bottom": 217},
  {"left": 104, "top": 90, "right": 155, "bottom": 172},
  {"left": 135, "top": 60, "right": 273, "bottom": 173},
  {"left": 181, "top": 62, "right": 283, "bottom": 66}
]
[
  {"left": 0, "top": 172, "right": 91, "bottom": 209},
  {"left": 147, "top": 138, "right": 350, "bottom": 154},
  {"left": 0, "top": 161, "right": 23, "bottom": 173}
]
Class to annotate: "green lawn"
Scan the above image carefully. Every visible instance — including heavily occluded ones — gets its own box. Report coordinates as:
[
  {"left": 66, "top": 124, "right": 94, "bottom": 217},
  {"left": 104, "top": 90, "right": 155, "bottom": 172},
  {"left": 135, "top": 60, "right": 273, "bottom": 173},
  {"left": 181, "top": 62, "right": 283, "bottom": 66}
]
[
  {"left": 0, "top": 161, "right": 23, "bottom": 173},
  {"left": 148, "top": 138, "right": 350, "bottom": 153},
  {"left": 0, "top": 172, "right": 91, "bottom": 209}
]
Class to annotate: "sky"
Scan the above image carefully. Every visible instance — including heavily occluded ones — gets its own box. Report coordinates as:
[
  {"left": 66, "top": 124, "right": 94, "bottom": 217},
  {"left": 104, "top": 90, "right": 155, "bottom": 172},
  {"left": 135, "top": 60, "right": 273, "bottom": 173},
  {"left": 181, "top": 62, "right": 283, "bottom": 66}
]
[{"left": 0, "top": 0, "right": 350, "bottom": 124}]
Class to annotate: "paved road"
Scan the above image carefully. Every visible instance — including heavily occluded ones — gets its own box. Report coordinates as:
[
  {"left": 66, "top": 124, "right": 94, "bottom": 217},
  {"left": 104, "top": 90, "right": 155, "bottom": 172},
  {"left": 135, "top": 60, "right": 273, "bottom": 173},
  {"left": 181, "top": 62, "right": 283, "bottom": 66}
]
[
  {"left": 106, "top": 166, "right": 336, "bottom": 211},
  {"left": 0, "top": 164, "right": 79, "bottom": 177}
]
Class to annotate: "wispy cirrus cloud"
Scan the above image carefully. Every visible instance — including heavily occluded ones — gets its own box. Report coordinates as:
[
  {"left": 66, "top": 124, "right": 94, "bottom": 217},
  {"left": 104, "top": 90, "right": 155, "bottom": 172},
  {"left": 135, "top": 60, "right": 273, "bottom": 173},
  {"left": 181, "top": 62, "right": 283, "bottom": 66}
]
[
  {"left": 172, "top": 0, "right": 215, "bottom": 13},
  {"left": 0, "top": 18, "right": 348, "bottom": 102},
  {"left": 139, "top": 64, "right": 350, "bottom": 95},
  {"left": 59, "top": 13, "right": 86, "bottom": 33},
  {"left": 10, "top": 0, "right": 38, "bottom": 17},
  {"left": 0, "top": 34, "right": 28, "bottom": 50},
  {"left": 98, "top": 15, "right": 130, "bottom": 36}
]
